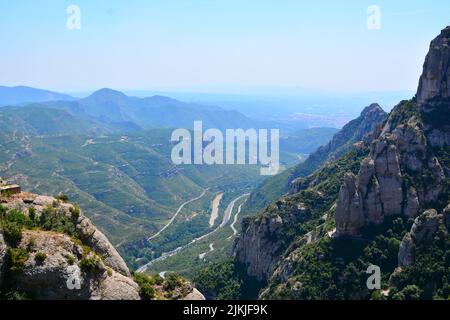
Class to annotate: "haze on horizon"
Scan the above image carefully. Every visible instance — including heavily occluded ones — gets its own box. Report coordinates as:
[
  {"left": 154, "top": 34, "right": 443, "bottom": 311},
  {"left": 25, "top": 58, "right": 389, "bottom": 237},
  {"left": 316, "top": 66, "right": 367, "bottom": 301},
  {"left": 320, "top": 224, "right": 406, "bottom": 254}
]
[{"left": 0, "top": 0, "right": 449, "bottom": 95}]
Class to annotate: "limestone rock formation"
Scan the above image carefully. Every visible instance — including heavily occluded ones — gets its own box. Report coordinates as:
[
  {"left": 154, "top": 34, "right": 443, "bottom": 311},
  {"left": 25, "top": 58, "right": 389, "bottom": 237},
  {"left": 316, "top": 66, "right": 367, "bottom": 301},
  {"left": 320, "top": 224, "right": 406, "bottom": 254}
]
[
  {"left": 0, "top": 192, "right": 140, "bottom": 300},
  {"left": 0, "top": 191, "right": 204, "bottom": 300},
  {"left": 417, "top": 26, "right": 450, "bottom": 106},
  {"left": 12, "top": 230, "right": 140, "bottom": 300},
  {"left": 410, "top": 209, "right": 441, "bottom": 243},
  {"left": 232, "top": 26, "right": 449, "bottom": 300},
  {"left": 398, "top": 232, "right": 415, "bottom": 268},
  {"left": 335, "top": 173, "right": 365, "bottom": 236},
  {"left": 235, "top": 201, "right": 308, "bottom": 282},
  {"left": 2, "top": 193, "right": 130, "bottom": 277},
  {"left": 235, "top": 214, "right": 288, "bottom": 282},
  {"left": 335, "top": 26, "right": 450, "bottom": 237},
  {"left": 398, "top": 208, "right": 447, "bottom": 268}
]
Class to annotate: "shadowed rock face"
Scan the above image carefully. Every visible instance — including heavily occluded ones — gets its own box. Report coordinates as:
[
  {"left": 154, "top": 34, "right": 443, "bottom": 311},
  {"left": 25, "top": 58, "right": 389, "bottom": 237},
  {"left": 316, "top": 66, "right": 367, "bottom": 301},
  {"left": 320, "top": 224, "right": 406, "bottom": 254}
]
[{"left": 417, "top": 26, "right": 450, "bottom": 106}]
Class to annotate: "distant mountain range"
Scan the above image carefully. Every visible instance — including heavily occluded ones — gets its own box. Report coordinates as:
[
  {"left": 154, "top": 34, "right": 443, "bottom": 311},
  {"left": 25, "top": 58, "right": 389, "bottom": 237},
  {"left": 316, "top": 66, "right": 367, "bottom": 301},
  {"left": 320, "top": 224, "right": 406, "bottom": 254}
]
[
  {"left": 42, "top": 88, "right": 261, "bottom": 131},
  {"left": 1, "top": 86, "right": 297, "bottom": 133},
  {"left": 0, "top": 86, "right": 75, "bottom": 106}
]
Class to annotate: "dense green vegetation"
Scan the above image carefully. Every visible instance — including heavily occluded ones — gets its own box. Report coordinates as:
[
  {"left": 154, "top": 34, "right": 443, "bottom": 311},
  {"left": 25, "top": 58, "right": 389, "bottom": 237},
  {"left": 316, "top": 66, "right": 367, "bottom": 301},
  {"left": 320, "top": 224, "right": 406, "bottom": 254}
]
[
  {"left": 264, "top": 216, "right": 410, "bottom": 299},
  {"left": 194, "top": 259, "right": 263, "bottom": 300},
  {"left": 133, "top": 272, "right": 191, "bottom": 300},
  {"left": 389, "top": 224, "right": 450, "bottom": 300}
]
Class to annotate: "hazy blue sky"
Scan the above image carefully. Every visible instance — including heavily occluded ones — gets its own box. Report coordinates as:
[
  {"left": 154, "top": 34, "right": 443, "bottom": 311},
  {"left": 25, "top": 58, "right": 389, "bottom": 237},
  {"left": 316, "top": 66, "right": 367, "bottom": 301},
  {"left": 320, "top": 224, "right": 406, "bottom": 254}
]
[{"left": 0, "top": 0, "right": 449, "bottom": 93}]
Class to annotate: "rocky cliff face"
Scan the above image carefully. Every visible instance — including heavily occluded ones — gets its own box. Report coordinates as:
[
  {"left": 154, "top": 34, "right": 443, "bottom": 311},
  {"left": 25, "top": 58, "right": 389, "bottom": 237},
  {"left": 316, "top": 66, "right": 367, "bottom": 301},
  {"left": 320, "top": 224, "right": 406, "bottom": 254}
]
[
  {"left": 235, "top": 203, "right": 307, "bottom": 282},
  {"left": 417, "top": 26, "right": 450, "bottom": 106},
  {"left": 335, "top": 27, "right": 450, "bottom": 237}
]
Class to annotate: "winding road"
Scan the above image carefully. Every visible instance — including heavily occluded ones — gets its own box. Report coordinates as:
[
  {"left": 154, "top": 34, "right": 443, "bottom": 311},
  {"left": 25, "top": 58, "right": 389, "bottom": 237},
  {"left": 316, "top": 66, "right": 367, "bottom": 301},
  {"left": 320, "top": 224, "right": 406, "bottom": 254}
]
[
  {"left": 220, "top": 194, "right": 249, "bottom": 228},
  {"left": 138, "top": 192, "right": 250, "bottom": 273},
  {"left": 227, "top": 201, "right": 246, "bottom": 240},
  {"left": 148, "top": 188, "right": 208, "bottom": 241}
]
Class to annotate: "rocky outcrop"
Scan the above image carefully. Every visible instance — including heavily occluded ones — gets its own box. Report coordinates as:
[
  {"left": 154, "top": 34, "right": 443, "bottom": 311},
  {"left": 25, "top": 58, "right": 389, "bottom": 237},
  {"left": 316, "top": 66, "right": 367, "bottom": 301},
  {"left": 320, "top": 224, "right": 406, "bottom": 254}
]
[
  {"left": 0, "top": 191, "right": 204, "bottom": 300},
  {"left": 12, "top": 230, "right": 140, "bottom": 300},
  {"left": 2, "top": 193, "right": 130, "bottom": 277},
  {"left": 398, "top": 208, "right": 446, "bottom": 268},
  {"left": 235, "top": 201, "right": 309, "bottom": 282},
  {"left": 417, "top": 26, "right": 450, "bottom": 106},
  {"left": 235, "top": 214, "right": 289, "bottom": 282},
  {"left": 335, "top": 173, "right": 365, "bottom": 236},
  {"left": 398, "top": 232, "right": 415, "bottom": 268},
  {"left": 335, "top": 27, "right": 450, "bottom": 237},
  {"left": 74, "top": 214, "right": 130, "bottom": 277},
  {"left": 336, "top": 106, "right": 446, "bottom": 236},
  {"left": 0, "top": 192, "right": 140, "bottom": 300}
]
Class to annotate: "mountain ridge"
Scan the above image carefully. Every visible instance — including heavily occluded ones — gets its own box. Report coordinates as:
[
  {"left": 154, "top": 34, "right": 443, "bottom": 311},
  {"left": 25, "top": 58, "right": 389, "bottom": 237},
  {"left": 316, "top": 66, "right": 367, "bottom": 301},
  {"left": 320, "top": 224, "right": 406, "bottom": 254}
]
[
  {"left": 241, "top": 103, "right": 387, "bottom": 217},
  {"left": 0, "top": 86, "right": 75, "bottom": 106}
]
